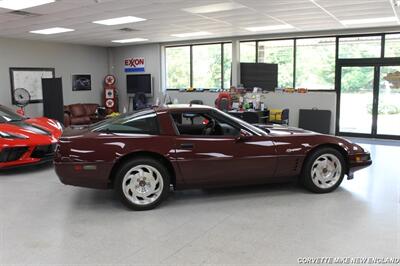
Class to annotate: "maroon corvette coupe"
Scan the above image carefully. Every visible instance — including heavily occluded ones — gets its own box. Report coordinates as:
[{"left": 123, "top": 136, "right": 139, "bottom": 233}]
[{"left": 55, "top": 104, "right": 371, "bottom": 210}]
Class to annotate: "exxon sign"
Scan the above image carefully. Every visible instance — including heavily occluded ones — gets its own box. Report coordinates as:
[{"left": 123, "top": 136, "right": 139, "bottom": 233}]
[{"left": 124, "top": 57, "right": 145, "bottom": 73}]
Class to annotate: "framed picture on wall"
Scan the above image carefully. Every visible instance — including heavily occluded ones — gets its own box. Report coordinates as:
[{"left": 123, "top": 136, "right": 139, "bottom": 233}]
[
  {"left": 72, "top": 74, "right": 91, "bottom": 91},
  {"left": 9, "top": 67, "right": 55, "bottom": 104}
]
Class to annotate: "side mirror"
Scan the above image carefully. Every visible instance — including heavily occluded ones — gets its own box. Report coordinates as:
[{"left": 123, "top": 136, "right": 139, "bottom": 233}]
[{"left": 236, "top": 129, "right": 252, "bottom": 142}]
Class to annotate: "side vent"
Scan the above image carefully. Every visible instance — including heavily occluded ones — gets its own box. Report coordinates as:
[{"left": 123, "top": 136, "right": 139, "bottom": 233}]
[
  {"left": 118, "top": 28, "right": 139, "bottom": 32},
  {"left": 8, "top": 10, "right": 41, "bottom": 17},
  {"left": 293, "top": 158, "right": 300, "bottom": 172}
]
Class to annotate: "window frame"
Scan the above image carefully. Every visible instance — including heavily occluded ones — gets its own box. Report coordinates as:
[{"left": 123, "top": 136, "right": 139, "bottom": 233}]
[
  {"left": 169, "top": 110, "right": 241, "bottom": 138},
  {"left": 165, "top": 42, "right": 232, "bottom": 91},
  {"left": 238, "top": 32, "right": 400, "bottom": 92}
]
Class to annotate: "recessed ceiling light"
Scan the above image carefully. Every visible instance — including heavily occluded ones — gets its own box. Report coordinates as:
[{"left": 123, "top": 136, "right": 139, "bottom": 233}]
[
  {"left": 0, "top": 0, "right": 55, "bottom": 10},
  {"left": 93, "top": 16, "right": 146, "bottom": 26},
  {"left": 183, "top": 2, "right": 245, "bottom": 14},
  {"left": 245, "top": 24, "right": 294, "bottom": 32},
  {"left": 341, "top": 17, "right": 398, "bottom": 25},
  {"left": 171, "top": 31, "right": 211, "bottom": 38},
  {"left": 30, "top": 27, "right": 75, "bottom": 35},
  {"left": 111, "top": 38, "right": 148, "bottom": 43}
]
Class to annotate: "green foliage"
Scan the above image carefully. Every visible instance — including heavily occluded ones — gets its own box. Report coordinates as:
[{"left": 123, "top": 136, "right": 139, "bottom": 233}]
[
  {"left": 166, "top": 47, "right": 190, "bottom": 89},
  {"left": 367, "top": 102, "right": 400, "bottom": 115},
  {"left": 341, "top": 67, "right": 374, "bottom": 92},
  {"left": 166, "top": 37, "right": 400, "bottom": 91}
]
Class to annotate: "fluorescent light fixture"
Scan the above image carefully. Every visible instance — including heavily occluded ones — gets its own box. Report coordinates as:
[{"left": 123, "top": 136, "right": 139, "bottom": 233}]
[
  {"left": 111, "top": 38, "right": 148, "bottom": 43},
  {"left": 245, "top": 24, "right": 294, "bottom": 32},
  {"left": 183, "top": 2, "right": 245, "bottom": 14},
  {"left": 30, "top": 27, "right": 75, "bottom": 35},
  {"left": 341, "top": 17, "right": 398, "bottom": 25},
  {"left": 171, "top": 31, "right": 211, "bottom": 38},
  {"left": 93, "top": 16, "right": 146, "bottom": 26},
  {"left": 0, "top": 0, "right": 55, "bottom": 10}
]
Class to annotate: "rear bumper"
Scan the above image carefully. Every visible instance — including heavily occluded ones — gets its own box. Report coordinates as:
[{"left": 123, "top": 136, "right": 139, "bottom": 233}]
[{"left": 54, "top": 162, "right": 113, "bottom": 189}]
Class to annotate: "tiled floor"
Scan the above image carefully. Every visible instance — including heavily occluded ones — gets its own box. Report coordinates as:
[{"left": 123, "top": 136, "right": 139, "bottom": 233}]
[{"left": 0, "top": 139, "right": 399, "bottom": 265}]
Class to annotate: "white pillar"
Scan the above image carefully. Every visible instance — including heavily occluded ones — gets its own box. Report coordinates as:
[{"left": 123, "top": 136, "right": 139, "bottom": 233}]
[{"left": 231, "top": 39, "right": 240, "bottom": 86}]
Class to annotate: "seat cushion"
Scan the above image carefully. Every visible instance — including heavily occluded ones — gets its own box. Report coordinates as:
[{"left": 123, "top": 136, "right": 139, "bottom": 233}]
[
  {"left": 83, "top": 104, "right": 99, "bottom": 116},
  {"left": 69, "top": 104, "right": 86, "bottom": 117}
]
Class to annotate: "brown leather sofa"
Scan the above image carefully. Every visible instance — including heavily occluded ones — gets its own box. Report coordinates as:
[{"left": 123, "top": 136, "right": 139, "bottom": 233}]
[{"left": 64, "top": 103, "right": 104, "bottom": 127}]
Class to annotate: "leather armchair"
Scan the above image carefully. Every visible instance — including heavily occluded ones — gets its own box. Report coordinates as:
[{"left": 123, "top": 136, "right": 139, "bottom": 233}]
[{"left": 64, "top": 103, "right": 104, "bottom": 127}]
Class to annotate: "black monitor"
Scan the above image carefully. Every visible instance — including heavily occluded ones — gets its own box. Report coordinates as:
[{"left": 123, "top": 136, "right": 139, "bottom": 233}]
[
  {"left": 127, "top": 74, "right": 152, "bottom": 96},
  {"left": 240, "top": 63, "right": 278, "bottom": 91}
]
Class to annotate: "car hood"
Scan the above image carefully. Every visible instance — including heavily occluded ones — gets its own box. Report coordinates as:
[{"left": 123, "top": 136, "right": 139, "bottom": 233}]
[
  {"left": 24, "top": 117, "right": 63, "bottom": 138},
  {"left": 255, "top": 124, "right": 316, "bottom": 136},
  {"left": 0, "top": 117, "right": 62, "bottom": 144}
]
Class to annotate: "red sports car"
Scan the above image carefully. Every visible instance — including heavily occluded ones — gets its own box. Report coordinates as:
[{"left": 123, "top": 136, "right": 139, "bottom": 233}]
[
  {"left": 0, "top": 105, "right": 63, "bottom": 169},
  {"left": 54, "top": 105, "right": 372, "bottom": 210}
]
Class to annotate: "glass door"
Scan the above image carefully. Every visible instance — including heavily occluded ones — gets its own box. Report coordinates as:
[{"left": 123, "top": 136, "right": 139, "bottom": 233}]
[
  {"left": 377, "top": 66, "right": 400, "bottom": 136},
  {"left": 338, "top": 66, "right": 375, "bottom": 135},
  {"left": 337, "top": 64, "right": 400, "bottom": 138}
]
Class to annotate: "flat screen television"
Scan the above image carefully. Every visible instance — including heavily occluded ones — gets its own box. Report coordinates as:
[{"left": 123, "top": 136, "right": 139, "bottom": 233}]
[
  {"left": 240, "top": 63, "right": 278, "bottom": 91},
  {"left": 127, "top": 74, "right": 152, "bottom": 95}
]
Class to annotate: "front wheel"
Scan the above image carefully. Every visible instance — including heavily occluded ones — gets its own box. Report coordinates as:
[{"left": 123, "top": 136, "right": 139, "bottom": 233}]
[
  {"left": 301, "top": 148, "right": 346, "bottom": 193},
  {"left": 114, "top": 158, "right": 170, "bottom": 210}
]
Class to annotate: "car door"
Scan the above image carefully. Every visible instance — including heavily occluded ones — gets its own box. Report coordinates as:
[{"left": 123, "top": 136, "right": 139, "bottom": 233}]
[{"left": 170, "top": 110, "right": 277, "bottom": 187}]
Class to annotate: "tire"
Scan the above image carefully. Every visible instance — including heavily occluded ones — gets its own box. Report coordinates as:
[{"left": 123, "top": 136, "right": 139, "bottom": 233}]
[
  {"left": 301, "top": 148, "right": 346, "bottom": 193},
  {"left": 114, "top": 157, "right": 170, "bottom": 210}
]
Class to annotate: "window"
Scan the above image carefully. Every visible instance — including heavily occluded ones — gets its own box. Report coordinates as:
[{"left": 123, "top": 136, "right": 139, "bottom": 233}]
[
  {"left": 95, "top": 111, "right": 159, "bottom": 135},
  {"left": 171, "top": 111, "right": 239, "bottom": 136},
  {"left": 165, "top": 46, "right": 190, "bottom": 89},
  {"left": 165, "top": 43, "right": 231, "bottom": 90},
  {"left": 385, "top": 34, "right": 400, "bottom": 57},
  {"left": 339, "top": 36, "right": 381, "bottom": 58},
  {"left": 223, "top": 43, "right": 232, "bottom": 88},
  {"left": 192, "top": 44, "right": 221, "bottom": 89},
  {"left": 258, "top": 40, "right": 294, "bottom": 88},
  {"left": 296, "top": 37, "right": 336, "bottom": 90},
  {"left": 240, "top": 41, "right": 256, "bottom": 62}
]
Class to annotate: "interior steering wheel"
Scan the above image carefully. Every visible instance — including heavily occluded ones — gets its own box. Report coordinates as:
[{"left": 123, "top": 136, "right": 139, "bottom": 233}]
[{"left": 202, "top": 119, "right": 216, "bottom": 135}]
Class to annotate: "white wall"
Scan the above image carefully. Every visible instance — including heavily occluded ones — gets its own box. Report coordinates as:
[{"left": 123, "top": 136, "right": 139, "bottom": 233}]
[
  {"left": 110, "top": 44, "right": 162, "bottom": 111},
  {"left": 0, "top": 38, "right": 108, "bottom": 117},
  {"left": 167, "top": 91, "right": 337, "bottom": 134}
]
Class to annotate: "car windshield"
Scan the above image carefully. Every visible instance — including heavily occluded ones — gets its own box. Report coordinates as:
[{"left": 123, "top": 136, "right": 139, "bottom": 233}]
[
  {"left": 216, "top": 109, "right": 268, "bottom": 136},
  {"left": 0, "top": 106, "right": 24, "bottom": 123}
]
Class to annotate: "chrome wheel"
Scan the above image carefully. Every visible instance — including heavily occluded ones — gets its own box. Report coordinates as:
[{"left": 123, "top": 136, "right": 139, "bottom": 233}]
[
  {"left": 122, "top": 165, "right": 164, "bottom": 206},
  {"left": 311, "top": 153, "right": 342, "bottom": 189}
]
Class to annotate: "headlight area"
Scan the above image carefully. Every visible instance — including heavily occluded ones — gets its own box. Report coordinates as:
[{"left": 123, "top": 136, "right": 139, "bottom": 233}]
[
  {"left": 0, "top": 131, "right": 29, "bottom": 139},
  {"left": 350, "top": 153, "right": 371, "bottom": 163}
]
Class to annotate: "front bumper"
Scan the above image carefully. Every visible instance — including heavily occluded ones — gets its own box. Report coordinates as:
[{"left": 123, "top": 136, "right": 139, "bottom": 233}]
[
  {"left": 347, "top": 152, "right": 372, "bottom": 179},
  {"left": 0, "top": 143, "right": 56, "bottom": 169}
]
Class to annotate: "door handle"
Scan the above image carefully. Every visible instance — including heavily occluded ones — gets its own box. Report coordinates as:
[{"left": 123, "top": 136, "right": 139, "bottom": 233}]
[{"left": 180, "top": 143, "right": 194, "bottom": 149}]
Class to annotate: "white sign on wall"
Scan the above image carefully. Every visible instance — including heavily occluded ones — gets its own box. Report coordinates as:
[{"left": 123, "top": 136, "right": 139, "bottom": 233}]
[{"left": 124, "top": 57, "right": 145, "bottom": 73}]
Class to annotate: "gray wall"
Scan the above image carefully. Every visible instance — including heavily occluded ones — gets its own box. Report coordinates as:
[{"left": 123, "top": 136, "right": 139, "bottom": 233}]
[
  {"left": 0, "top": 36, "right": 337, "bottom": 133},
  {"left": 110, "top": 44, "right": 162, "bottom": 111},
  {"left": 0, "top": 37, "right": 108, "bottom": 117},
  {"left": 111, "top": 43, "right": 337, "bottom": 134}
]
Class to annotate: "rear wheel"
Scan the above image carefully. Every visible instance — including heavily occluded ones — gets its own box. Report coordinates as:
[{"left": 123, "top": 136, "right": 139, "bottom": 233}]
[
  {"left": 301, "top": 148, "right": 345, "bottom": 193},
  {"left": 115, "top": 158, "right": 170, "bottom": 210}
]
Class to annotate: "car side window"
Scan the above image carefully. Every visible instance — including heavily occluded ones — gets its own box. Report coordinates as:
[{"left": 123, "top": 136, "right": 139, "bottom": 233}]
[
  {"left": 100, "top": 112, "right": 159, "bottom": 135},
  {"left": 171, "top": 111, "right": 240, "bottom": 137}
]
